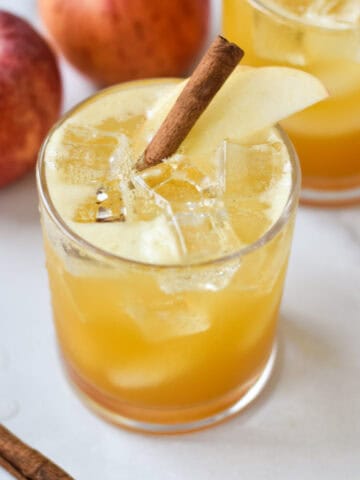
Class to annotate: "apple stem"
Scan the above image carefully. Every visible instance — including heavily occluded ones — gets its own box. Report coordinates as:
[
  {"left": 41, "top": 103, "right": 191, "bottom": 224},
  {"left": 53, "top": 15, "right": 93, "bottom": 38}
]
[{"left": 135, "top": 36, "right": 244, "bottom": 171}]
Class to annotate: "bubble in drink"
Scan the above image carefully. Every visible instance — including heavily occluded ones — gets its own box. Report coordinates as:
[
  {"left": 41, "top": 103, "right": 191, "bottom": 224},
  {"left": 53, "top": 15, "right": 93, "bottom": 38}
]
[{"left": 96, "top": 187, "right": 108, "bottom": 203}]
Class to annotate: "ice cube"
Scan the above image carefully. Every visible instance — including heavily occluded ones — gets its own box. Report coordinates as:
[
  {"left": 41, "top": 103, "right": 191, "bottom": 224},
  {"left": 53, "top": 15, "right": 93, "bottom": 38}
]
[
  {"left": 222, "top": 139, "right": 291, "bottom": 245},
  {"left": 157, "top": 259, "right": 240, "bottom": 294},
  {"left": 118, "top": 168, "right": 187, "bottom": 260},
  {"left": 109, "top": 360, "right": 177, "bottom": 389},
  {"left": 184, "top": 146, "right": 227, "bottom": 197},
  {"left": 46, "top": 122, "right": 137, "bottom": 234},
  {"left": 337, "top": 0, "right": 360, "bottom": 24},
  {"left": 123, "top": 294, "right": 210, "bottom": 342},
  {"left": 137, "top": 152, "right": 224, "bottom": 199},
  {"left": 134, "top": 156, "right": 240, "bottom": 263},
  {"left": 138, "top": 155, "right": 216, "bottom": 205},
  {"left": 70, "top": 134, "right": 137, "bottom": 224},
  {"left": 260, "top": 0, "right": 360, "bottom": 23},
  {"left": 259, "top": 0, "right": 360, "bottom": 63},
  {"left": 303, "top": 0, "right": 360, "bottom": 25},
  {"left": 128, "top": 156, "right": 241, "bottom": 289},
  {"left": 50, "top": 124, "right": 122, "bottom": 184},
  {"left": 305, "top": 25, "right": 360, "bottom": 63},
  {"left": 252, "top": 7, "right": 306, "bottom": 66},
  {"left": 125, "top": 162, "right": 170, "bottom": 216},
  {"left": 304, "top": 0, "right": 360, "bottom": 62},
  {"left": 70, "top": 215, "right": 184, "bottom": 264},
  {"left": 174, "top": 199, "right": 239, "bottom": 262},
  {"left": 108, "top": 347, "right": 193, "bottom": 389}
]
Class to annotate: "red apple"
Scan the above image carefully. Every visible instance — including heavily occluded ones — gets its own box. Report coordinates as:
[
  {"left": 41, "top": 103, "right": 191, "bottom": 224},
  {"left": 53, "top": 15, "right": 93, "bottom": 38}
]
[
  {"left": 38, "top": 0, "right": 209, "bottom": 86},
  {"left": 0, "top": 11, "right": 62, "bottom": 188}
]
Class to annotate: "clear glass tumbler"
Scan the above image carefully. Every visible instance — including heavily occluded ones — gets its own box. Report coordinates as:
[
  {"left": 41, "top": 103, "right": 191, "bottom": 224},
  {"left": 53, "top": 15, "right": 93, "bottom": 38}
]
[{"left": 37, "top": 83, "right": 300, "bottom": 434}]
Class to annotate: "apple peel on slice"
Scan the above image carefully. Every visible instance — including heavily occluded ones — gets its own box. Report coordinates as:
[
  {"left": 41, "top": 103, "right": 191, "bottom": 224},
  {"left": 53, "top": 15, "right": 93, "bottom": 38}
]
[{"left": 142, "top": 66, "right": 328, "bottom": 159}]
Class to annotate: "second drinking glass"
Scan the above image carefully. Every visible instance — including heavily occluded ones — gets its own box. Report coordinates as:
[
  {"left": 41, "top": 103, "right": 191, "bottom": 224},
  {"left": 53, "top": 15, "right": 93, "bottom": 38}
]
[{"left": 223, "top": 0, "right": 360, "bottom": 205}]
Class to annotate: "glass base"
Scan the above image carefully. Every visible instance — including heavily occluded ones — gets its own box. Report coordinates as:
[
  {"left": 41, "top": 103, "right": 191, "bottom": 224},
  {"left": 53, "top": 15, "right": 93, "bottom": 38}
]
[
  {"left": 301, "top": 183, "right": 360, "bottom": 207},
  {"left": 64, "top": 345, "right": 277, "bottom": 434}
]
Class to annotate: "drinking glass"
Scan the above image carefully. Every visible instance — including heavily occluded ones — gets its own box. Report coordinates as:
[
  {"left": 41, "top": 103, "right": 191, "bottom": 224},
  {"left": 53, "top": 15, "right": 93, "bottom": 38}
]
[{"left": 223, "top": 0, "right": 360, "bottom": 205}]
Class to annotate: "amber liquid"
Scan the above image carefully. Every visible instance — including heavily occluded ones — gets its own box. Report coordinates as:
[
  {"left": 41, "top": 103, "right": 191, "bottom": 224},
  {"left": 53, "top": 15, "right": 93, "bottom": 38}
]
[{"left": 45, "top": 230, "right": 291, "bottom": 427}]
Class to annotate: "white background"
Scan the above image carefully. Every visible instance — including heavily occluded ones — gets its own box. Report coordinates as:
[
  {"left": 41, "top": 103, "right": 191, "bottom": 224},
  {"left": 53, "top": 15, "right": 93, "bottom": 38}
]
[{"left": 0, "top": 1, "right": 360, "bottom": 479}]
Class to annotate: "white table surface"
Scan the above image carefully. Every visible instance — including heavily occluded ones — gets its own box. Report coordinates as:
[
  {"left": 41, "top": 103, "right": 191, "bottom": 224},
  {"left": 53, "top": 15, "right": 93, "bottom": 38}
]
[{"left": 1, "top": 1, "right": 360, "bottom": 479}]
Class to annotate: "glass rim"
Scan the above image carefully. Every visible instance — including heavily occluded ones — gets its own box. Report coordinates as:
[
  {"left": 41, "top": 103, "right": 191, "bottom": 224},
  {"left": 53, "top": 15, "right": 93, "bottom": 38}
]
[
  {"left": 248, "top": 0, "right": 360, "bottom": 31},
  {"left": 36, "top": 80, "right": 301, "bottom": 271}
]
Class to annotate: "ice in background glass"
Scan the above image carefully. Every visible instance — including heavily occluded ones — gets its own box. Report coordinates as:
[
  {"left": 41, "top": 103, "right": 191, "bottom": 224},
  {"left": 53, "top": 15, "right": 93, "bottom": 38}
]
[{"left": 223, "top": 0, "right": 360, "bottom": 205}]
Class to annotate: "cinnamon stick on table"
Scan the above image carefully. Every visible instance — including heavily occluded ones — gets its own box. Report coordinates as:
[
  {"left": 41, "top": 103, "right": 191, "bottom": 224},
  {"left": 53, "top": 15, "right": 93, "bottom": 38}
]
[
  {"left": 136, "top": 35, "right": 244, "bottom": 171},
  {"left": 0, "top": 424, "right": 74, "bottom": 480},
  {"left": 0, "top": 455, "right": 27, "bottom": 480}
]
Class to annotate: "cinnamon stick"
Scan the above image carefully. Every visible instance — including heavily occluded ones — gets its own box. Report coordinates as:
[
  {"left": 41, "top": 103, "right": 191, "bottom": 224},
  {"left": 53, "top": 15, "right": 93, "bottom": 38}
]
[
  {"left": 0, "top": 455, "right": 27, "bottom": 480},
  {"left": 0, "top": 425, "right": 74, "bottom": 480},
  {"left": 136, "top": 36, "right": 244, "bottom": 171}
]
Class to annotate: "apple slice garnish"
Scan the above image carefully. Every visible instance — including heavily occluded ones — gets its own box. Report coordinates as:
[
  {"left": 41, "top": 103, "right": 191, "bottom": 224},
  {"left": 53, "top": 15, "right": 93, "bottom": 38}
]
[{"left": 141, "top": 65, "right": 328, "bottom": 160}]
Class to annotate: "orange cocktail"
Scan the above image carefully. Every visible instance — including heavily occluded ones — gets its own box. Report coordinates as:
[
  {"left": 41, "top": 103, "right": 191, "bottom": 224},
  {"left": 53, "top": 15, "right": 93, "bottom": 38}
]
[
  {"left": 37, "top": 61, "right": 324, "bottom": 432},
  {"left": 223, "top": 0, "right": 360, "bottom": 205}
]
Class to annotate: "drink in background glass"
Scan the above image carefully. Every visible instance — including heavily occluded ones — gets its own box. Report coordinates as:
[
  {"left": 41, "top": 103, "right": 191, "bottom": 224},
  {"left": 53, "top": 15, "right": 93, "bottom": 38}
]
[
  {"left": 37, "top": 76, "right": 300, "bottom": 433},
  {"left": 223, "top": 0, "right": 360, "bottom": 205}
]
